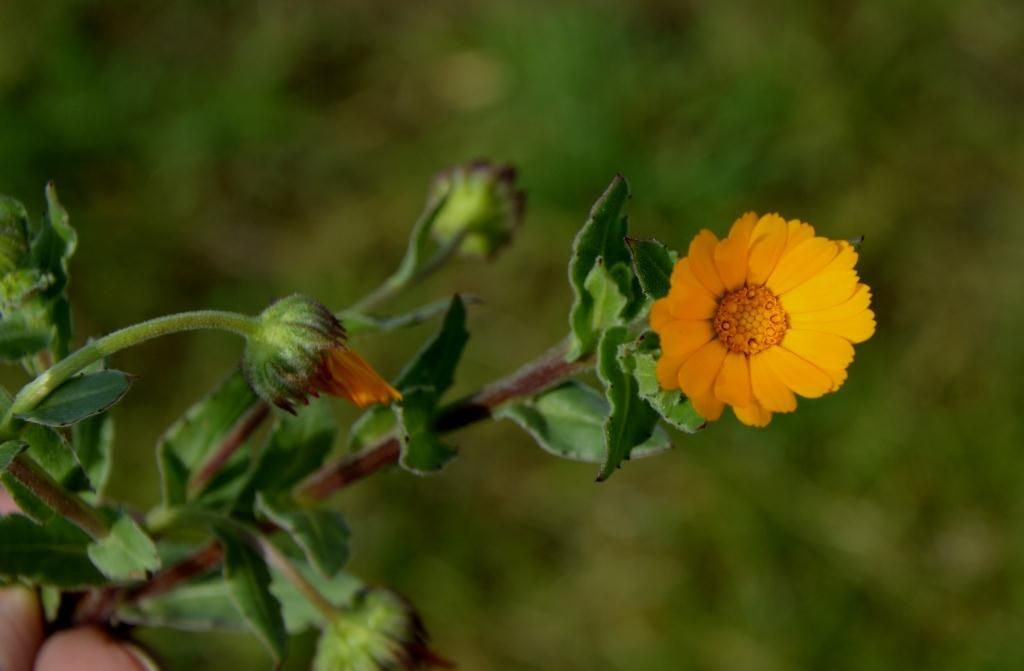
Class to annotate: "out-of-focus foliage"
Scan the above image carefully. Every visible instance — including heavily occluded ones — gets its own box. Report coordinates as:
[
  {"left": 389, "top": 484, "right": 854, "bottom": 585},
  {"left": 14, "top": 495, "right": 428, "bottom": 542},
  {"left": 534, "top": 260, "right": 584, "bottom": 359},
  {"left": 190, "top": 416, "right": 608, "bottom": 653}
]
[{"left": 2, "top": 1, "right": 1023, "bottom": 669}]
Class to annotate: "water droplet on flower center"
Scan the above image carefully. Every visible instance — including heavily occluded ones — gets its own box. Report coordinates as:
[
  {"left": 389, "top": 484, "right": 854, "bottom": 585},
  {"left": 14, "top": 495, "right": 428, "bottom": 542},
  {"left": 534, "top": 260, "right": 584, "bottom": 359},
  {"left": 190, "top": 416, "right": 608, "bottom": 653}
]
[{"left": 713, "top": 285, "right": 788, "bottom": 354}]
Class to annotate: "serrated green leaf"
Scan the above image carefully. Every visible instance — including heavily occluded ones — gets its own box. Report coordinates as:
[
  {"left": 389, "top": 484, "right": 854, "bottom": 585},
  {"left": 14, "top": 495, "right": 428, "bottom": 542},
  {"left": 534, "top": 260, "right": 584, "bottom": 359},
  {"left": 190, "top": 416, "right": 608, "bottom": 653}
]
[
  {"left": 30, "top": 183, "right": 77, "bottom": 300},
  {"left": 18, "top": 370, "right": 131, "bottom": 427},
  {"left": 0, "top": 312, "right": 54, "bottom": 362},
  {"left": 596, "top": 326, "right": 662, "bottom": 481},
  {"left": 272, "top": 564, "right": 362, "bottom": 634},
  {"left": 496, "top": 381, "right": 670, "bottom": 463},
  {"left": 87, "top": 513, "right": 161, "bottom": 580},
  {"left": 393, "top": 295, "right": 468, "bottom": 396},
  {"left": 0, "top": 514, "right": 106, "bottom": 587},
  {"left": 582, "top": 258, "right": 630, "bottom": 333},
  {"left": 256, "top": 494, "right": 350, "bottom": 579},
  {"left": 72, "top": 411, "right": 115, "bottom": 496},
  {"left": 158, "top": 372, "right": 258, "bottom": 506},
  {"left": 627, "top": 237, "right": 676, "bottom": 300},
  {"left": 568, "top": 175, "right": 639, "bottom": 360},
  {"left": 215, "top": 526, "right": 288, "bottom": 664},
  {"left": 625, "top": 334, "right": 705, "bottom": 433},
  {"left": 22, "top": 423, "right": 86, "bottom": 489},
  {"left": 0, "top": 440, "right": 27, "bottom": 471},
  {"left": 240, "top": 398, "right": 335, "bottom": 509},
  {"left": 116, "top": 577, "right": 247, "bottom": 631},
  {"left": 395, "top": 387, "right": 457, "bottom": 474}
]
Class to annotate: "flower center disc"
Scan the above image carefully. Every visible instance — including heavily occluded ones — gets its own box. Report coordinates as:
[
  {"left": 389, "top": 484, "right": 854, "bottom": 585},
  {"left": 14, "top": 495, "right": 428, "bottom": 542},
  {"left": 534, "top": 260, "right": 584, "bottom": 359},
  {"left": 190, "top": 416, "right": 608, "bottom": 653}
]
[{"left": 713, "top": 285, "right": 788, "bottom": 355}]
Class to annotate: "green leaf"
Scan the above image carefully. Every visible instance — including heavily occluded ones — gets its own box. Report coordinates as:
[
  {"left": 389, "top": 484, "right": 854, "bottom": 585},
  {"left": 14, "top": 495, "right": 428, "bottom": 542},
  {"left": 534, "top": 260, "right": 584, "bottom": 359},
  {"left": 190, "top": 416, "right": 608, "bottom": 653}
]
[
  {"left": 17, "top": 370, "right": 132, "bottom": 427},
  {"left": 116, "top": 577, "right": 247, "bottom": 631},
  {"left": 0, "top": 514, "right": 106, "bottom": 587},
  {"left": 625, "top": 333, "right": 705, "bottom": 433},
  {"left": 255, "top": 494, "right": 351, "bottom": 579},
  {"left": 347, "top": 404, "right": 396, "bottom": 450},
  {"left": 568, "top": 175, "right": 637, "bottom": 360},
  {"left": 215, "top": 526, "right": 288, "bottom": 664},
  {"left": 496, "top": 381, "right": 670, "bottom": 463},
  {"left": 72, "top": 411, "right": 115, "bottom": 496},
  {"left": 87, "top": 513, "right": 161, "bottom": 580},
  {"left": 596, "top": 326, "right": 662, "bottom": 481},
  {"left": 395, "top": 387, "right": 457, "bottom": 474},
  {"left": 393, "top": 295, "right": 468, "bottom": 397},
  {"left": 158, "top": 372, "right": 258, "bottom": 506},
  {"left": 240, "top": 398, "right": 335, "bottom": 508},
  {"left": 0, "top": 440, "right": 27, "bottom": 471},
  {"left": 0, "top": 312, "right": 54, "bottom": 362},
  {"left": 30, "top": 183, "right": 77, "bottom": 300},
  {"left": 272, "top": 565, "right": 361, "bottom": 634},
  {"left": 582, "top": 258, "right": 630, "bottom": 333},
  {"left": 626, "top": 237, "right": 676, "bottom": 300},
  {"left": 22, "top": 423, "right": 86, "bottom": 489}
]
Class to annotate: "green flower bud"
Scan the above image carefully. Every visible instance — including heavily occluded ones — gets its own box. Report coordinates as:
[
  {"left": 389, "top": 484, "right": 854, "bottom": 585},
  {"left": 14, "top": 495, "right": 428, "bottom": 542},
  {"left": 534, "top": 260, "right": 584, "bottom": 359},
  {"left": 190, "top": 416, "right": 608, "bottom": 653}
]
[
  {"left": 314, "top": 588, "right": 450, "bottom": 671},
  {"left": 429, "top": 160, "right": 525, "bottom": 259},
  {"left": 242, "top": 295, "right": 400, "bottom": 413},
  {"left": 0, "top": 196, "right": 31, "bottom": 276}
]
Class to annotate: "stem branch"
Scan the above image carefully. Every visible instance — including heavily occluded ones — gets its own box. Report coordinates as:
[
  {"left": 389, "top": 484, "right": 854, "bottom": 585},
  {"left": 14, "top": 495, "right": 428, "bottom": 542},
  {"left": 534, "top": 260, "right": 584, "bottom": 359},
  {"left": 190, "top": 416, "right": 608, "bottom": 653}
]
[{"left": 5, "top": 454, "right": 109, "bottom": 539}]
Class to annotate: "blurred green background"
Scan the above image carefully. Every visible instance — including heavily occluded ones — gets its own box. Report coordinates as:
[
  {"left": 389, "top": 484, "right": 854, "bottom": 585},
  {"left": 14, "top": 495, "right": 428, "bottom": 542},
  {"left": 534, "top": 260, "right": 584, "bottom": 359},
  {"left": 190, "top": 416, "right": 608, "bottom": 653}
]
[{"left": 3, "top": 1, "right": 1024, "bottom": 669}]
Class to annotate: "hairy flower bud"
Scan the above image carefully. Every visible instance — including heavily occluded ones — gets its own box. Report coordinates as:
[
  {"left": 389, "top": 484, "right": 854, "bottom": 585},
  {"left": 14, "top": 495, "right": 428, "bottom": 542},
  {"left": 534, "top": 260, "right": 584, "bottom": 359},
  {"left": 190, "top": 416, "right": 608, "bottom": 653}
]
[
  {"left": 430, "top": 160, "right": 525, "bottom": 258},
  {"left": 314, "top": 588, "right": 451, "bottom": 671},
  {"left": 242, "top": 294, "right": 400, "bottom": 413}
]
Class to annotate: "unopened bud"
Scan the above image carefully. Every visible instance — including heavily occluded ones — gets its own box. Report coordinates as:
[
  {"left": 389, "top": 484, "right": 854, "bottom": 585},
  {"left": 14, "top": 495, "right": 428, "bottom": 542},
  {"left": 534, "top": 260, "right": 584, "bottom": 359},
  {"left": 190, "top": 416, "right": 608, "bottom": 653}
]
[
  {"left": 242, "top": 295, "right": 400, "bottom": 413},
  {"left": 314, "top": 588, "right": 450, "bottom": 671},
  {"left": 430, "top": 160, "right": 524, "bottom": 259}
]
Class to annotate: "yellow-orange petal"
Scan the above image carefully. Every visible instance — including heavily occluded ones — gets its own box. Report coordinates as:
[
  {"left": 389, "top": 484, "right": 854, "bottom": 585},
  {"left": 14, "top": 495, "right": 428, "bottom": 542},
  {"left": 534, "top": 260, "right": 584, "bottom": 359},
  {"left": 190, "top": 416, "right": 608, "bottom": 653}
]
[
  {"left": 782, "top": 330, "right": 855, "bottom": 372},
  {"left": 677, "top": 339, "right": 728, "bottom": 402},
  {"left": 688, "top": 388, "right": 725, "bottom": 422},
  {"left": 667, "top": 259, "right": 719, "bottom": 319},
  {"left": 746, "top": 214, "right": 788, "bottom": 286},
  {"left": 749, "top": 353, "right": 797, "bottom": 412},
  {"left": 650, "top": 298, "right": 674, "bottom": 331},
  {"left": 790, "top": 309, "right": 876, "bottom": 344},
  {"left": 733, "top": 401, "right": 772, "bottom": 427},
  {"left": 781, "top": 219, "right": 816, "bottom": 256},
  {"left": 688, "top": 230, "right": 725, "bottom": 297},
  {"left": 765, "top": 237, "right": 839, "bottom": 295},
  {"left": 660, "top": 319, "right": 715, "bottom": 360},
  {"left": 655, "top": 354, "right": 685, "bottom": 390},
  {"left": 713, "top": 212, "right": 758, "bottom": 291},
  {"left": 324, "top": 349, "right": 402, "bottom": 408},
  {"left": 779, "top": 268, "right": 860, "bottom": 314},
  {"left": 788, "top": 284, "right": 871, "bottom": 321},
  {"left": 761, "top": 346, "right": 833, "bottom": 398},
  {"left": 713, "top": 351, "right": 752, "bottom": 408},
  {"left": 823, "top": 366, "right": 848, "bottom": 392}
]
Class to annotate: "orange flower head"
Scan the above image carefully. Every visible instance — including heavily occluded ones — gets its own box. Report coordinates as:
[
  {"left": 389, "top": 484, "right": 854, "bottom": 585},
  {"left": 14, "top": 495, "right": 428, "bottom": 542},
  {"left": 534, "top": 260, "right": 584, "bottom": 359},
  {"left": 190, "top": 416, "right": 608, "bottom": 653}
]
[
  {"left": 650, "top": 213, "right": 875, "bottom": 427},
  {"left": 242, "top": 294, "right": 401, "bottom": 413}
]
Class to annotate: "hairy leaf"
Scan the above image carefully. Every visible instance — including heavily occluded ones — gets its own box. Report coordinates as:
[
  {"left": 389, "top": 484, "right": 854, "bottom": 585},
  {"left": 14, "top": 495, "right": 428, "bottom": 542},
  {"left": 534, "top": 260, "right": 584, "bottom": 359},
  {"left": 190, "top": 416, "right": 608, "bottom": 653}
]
[
  {"left": 18, "top": 370, "right": 131, "bottom": 427},
  {"left": 496, "top": 381, "right": 669, "bottom": 463},
  {"left": 625, "top": 334, "right": 705, "bottom": 433},
  {"left": 393, "top": 295, "right": 468, "bottom": 397},
  {"left": 87, "top": 513, "right": 161, "bottom": 580},
  {"left": 395, "top": 387, "right": 457, "bottom": 474},
  {"left": 626, "top": 237, "right": 675, "bottom": 300},
  {"left": 596, "top": 326, "right": 662, "bottom": 481},
  {"left": 216, "top": 526, "right": 288, "bottom": 664},
  {"left": 158, "top": 372, "right": 258, "bottom": 506},
  {"left": 256, "top": 494, "right": 350, "bottom": 578},
  {"left": 0, "top": 514, "right": 105, "bottom": 587},
  {"left": 72, "top": 411, "right": 115, "bottom": 497},
  {"left": 0, "top": 312, "right": 53, "bottom": 362}
]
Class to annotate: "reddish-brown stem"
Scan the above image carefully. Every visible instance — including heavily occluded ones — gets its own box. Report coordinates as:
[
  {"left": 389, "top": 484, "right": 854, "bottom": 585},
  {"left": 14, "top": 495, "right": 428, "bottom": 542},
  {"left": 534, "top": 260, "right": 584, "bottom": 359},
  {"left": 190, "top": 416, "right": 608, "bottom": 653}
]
[
  {"left": 296, "top": 340, "right": 592, "bottom": 502},
  {"left": 187, "top": 402, "right": 270, "bottom": 497}
]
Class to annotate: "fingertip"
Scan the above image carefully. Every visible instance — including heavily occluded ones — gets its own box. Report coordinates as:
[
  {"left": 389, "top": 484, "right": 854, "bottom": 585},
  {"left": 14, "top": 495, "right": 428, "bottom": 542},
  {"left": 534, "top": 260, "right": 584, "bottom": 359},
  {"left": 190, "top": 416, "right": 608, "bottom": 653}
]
[
  {"left": 36, "top": 627, "right": 148, "bottom": 671},
  {"left": 0, "top": 586, "right": 44, "bottom": 671}
]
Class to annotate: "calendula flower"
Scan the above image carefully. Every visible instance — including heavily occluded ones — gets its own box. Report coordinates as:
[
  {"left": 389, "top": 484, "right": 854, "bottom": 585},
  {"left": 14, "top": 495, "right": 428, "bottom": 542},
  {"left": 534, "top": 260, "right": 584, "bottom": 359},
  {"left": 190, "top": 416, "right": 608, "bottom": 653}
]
[
  {"left": 650, "top": 213, "right": 875, "bottom": 427},
  {"left": 243, "top": 294, "right": 401, "bottom": 413}
]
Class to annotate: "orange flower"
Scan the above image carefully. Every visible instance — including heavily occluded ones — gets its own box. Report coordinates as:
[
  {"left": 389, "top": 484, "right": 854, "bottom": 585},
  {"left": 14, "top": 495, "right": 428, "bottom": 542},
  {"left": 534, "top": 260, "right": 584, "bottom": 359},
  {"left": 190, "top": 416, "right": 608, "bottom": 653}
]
[{"left": 650, "top": 213, "right": 875, "bottom": 427}]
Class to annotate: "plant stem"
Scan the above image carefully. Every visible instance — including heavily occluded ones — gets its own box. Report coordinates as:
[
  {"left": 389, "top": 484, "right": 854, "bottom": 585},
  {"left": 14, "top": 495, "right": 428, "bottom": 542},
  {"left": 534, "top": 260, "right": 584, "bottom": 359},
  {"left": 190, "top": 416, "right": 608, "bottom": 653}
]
[
  {"left": 296, "top": 339, "right": 593, "bottom": 502},
  {"left": 5, "top": 453, "right": 109, "bottom": 539},
  {"left": 1, "top": 310, "right": 257, "bottom": 434},
  {"left": 188, "top": 401, "right": 270, "bottom": 498},
  {"left": 258, "top": 536, "right": 339, "bottom": 620}
]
